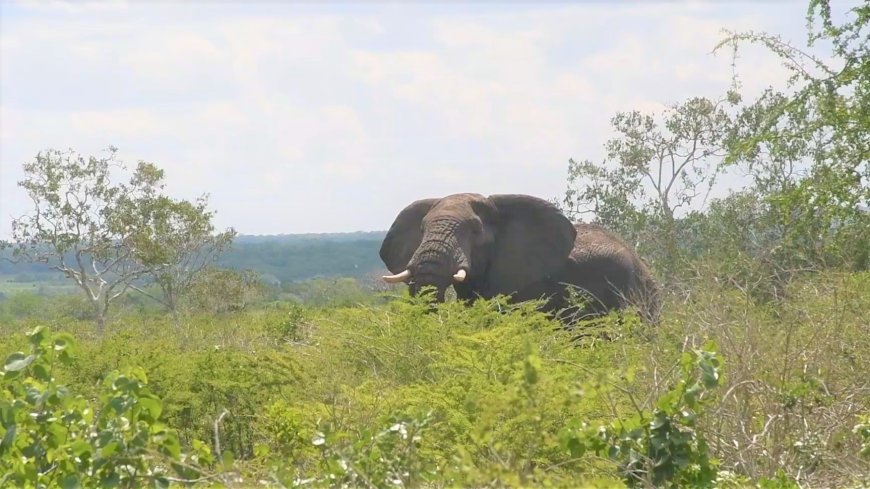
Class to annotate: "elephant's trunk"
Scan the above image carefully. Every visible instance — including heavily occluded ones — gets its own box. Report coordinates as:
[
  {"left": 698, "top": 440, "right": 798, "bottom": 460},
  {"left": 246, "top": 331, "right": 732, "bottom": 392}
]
[{"left": 407, "top": 218, "right": 470, "bottom": 299}]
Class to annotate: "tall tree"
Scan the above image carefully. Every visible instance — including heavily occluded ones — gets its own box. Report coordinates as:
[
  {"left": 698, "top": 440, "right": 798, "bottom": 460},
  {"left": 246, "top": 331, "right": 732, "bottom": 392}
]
[
  {"left": 8, "top": 147, "right": 233, "bottom": 333},
  {"left": 563, "top": 95, "right": 735, "bottom": 269},
  {"left": 715, "top": 0, "right": 869, "bottom": 270},
  {"left": 128, "top": 195, "right": 236, "bottom": 324}
]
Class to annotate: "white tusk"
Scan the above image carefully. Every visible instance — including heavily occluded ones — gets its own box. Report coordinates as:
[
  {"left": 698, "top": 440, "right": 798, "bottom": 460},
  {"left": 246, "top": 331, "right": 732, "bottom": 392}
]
[
  {"left": 382, "top": 269, "right": 411, "bottom": 283},
  {"left": 453, "top": 269, "right": 467, "bottom": 282}
]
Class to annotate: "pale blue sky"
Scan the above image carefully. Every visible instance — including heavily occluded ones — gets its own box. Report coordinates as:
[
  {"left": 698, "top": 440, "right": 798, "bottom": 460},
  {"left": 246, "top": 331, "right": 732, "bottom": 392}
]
[{"left": 0, "top": 0, "right": 850, "bottom": 237}]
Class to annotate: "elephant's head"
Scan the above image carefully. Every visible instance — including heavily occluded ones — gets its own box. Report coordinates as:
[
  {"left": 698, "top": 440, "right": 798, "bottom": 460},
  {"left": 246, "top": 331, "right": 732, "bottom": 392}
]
[{"left": 379, "top": 193, "right": 577, "bottom": 302}]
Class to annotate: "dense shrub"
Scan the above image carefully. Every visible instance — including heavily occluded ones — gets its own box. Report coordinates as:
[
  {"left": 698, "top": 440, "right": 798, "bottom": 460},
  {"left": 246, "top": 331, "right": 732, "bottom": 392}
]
[
  {"left": 0, "top": 326, "right": 217, "bottom": 487},
  {"left": 0, "top": 269, "right": 867, "bottom": 487}
]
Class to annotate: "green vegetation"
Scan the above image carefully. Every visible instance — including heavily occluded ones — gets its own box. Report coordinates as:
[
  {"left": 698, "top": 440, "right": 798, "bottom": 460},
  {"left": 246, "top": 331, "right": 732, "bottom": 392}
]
[
  {"left": 0, "top": 326, "right": 216, "bottom": 488},
  {"left": 0, "top": 1, "right": 866, "bottom": 487},
  {"left": 0, "top": 271, "right": 867, "bottom": 487},
  {"left": 5, "top": 147, "right": 235, "bottom": 333}
]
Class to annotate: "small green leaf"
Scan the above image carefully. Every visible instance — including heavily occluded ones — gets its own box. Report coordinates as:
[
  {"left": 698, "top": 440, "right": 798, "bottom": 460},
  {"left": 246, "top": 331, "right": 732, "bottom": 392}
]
[
  {"left": 5, "top": 353, "right": 35, "bottom": 372},
  {"left": 524, "top": 355, "right": 541, "bottom": 385},
  {"left": 160, "top": 433, "right": 181, "bottom": 459},
  {"left": 699, "top": 359, "right": 720, "bottom": 388},
  {"left": 128, "top": 366, "right": 148, "bottom": 383},
  {"left": 253, "top": 442, "right": 271, "bottom": 459},
  {"left": 61, "top": 474, "right": 80, "bottom": 489},
  {"left": 33, "top": 364, "right": 50, "bottom": 382},
  {"left": 650, "top": 413, "right": 670, "bottom": 430},
  {"left": 2, "top": 369, "right": 21, "bottom": 381},
  {"left": 101, "top": 440, "right": 119, "bottom": 457},
  {"left": 100, "top": 472, "right": 120, "bottom": 488},
  {"left": 152, "top": 476, "right": 170, "bottom": 489},
  {"left": 58, "top": 349, "right": 73, "bottom": 365},
  {"left": 53, "top": 333, "right": 75, "bottom": 352},
  {"left": 112, "top": 376, "right": 133, "bottom": 392},
  {"left": 565, "top": 437, "right": 585, "bottom": 457},
  {"left": 70, "top": 440, "right": 92, "bottom": 458},
  {"left": 0, "top": 423, "right": 16, "bottom": 454},
  {"left": 46, "top": 422, "right": 67, "bottom": 448},
  {"left": 26, "top": 325, "right": 47, "bottom": 346},
  {"left": 139, "top": 396, "right": 162, "bottom": 420}
]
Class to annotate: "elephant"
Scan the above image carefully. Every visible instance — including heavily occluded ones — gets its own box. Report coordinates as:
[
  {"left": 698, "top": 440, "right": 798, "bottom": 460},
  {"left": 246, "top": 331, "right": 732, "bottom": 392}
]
[{"left": 379, "top": 193, "right": 660, "bottom": 324}]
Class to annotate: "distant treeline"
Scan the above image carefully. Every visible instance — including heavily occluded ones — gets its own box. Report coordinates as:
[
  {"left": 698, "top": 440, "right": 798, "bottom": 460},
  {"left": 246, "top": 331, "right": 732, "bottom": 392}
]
[
  {"left": 217, "top": 238, "right": 385, "bottom": 283},
  {"left": 0, "top": 250, "right": 62, "bottom": 277},
  {"left": 1, "top": 232, "right": 388, "bottom": 284}
]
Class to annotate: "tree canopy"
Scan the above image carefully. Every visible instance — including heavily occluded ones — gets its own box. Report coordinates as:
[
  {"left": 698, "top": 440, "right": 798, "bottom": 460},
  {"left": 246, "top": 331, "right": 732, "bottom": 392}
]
[{"left": 8, "top": 147, "right": 235, "bottom": 332}]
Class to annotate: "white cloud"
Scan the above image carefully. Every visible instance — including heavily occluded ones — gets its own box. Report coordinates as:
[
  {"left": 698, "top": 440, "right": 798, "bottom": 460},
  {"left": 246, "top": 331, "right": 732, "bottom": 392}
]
[
  {"left": 15, "top": 0, "right": 128, "bottom": 15},
  {"left": 119, "top": 32, "right": 225, "bottom": 89},
  {"left": 1, "top": 0, "right": 843, "bottom": 237},
  {"left": 68, "top": 109, "right": 168, "bottom": 138}
]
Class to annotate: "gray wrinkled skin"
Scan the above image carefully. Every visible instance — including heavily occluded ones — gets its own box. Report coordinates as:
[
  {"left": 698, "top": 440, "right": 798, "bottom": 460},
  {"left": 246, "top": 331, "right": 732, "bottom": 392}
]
[{"left": 380, "top": 193, "right": 660, "bottom": 324}]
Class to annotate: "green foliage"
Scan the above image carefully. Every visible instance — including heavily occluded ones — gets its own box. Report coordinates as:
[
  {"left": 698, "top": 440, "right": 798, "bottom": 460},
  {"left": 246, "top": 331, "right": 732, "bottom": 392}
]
[
  {"left": 8, "top": 147, "right": 235, "bottom": 334},
  {"left": 62, "top": 311, "right": 305, "bottom": 461},
  {"left": 275, "top": 413, "right": 437, "bottom": 488},
  {"left": 672, "top": 271, "right": 869, "bottom": 487},
  {"left": 563, "top": 95, "right": 735, "bottom": 271},
  {"left": 713, "top": 1, "right": 869, "bottom": 273},
  {"left": 246, "top": 298, "right": 615, "bottom": 487},
  {"left": 561, "top": 344, "right": 723, "bottom": 487},
  {"left": 565, "top": 2, "right": 868, "bottom": 285},
  {"left": 0, "top": 291, "right": 101, "bottom": 325},
  {"left": 0, "top": 326, "right": 214, "bottom": 488},
  {"left": 0, "top": 268, "right": 867, "bottom": 487},
  {"left": 281, "top": 277, "right": 383, "bottom": 307},
  {"left": 1, "top": 292, "right": 44, "bottom": 320},
  {"left": 266, "top": 303, "right": 311, "bottom": 342},
  {"left": 183, "top": 267, "right": 268, "bottom": 314},
  {"left": 2, "top": 3, "right": 866, "bottom": 488},
  {"left": 128, "top": 193, "right": 237, "bottom": 318}
]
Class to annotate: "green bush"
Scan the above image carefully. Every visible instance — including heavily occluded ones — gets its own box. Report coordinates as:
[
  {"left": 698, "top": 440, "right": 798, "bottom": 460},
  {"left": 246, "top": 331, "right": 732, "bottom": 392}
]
[
  {"left": 0, "top": 269, "right": 866, "bottom": 488},
  {"left": 59, "top": 311, "right": 305, "bottom": 461},
  {"left": 560, "top": 343, "right": 723, "bottom": 487},
  {"left": 0, "top": 326, "right": 216, "bottom": 488}
]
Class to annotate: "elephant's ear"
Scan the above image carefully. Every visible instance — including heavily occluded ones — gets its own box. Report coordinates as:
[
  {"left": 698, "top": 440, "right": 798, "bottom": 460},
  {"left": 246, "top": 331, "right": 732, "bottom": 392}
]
[
  {"left": 379, "top": 198, "right": 439, "bottom": 273},
  {"left": 486, "top": 194, "right": 577, "bottom": 296}
]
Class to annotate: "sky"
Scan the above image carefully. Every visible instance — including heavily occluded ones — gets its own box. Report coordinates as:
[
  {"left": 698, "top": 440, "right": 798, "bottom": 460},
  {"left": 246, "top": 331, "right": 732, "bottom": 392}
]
[{"left": 0, "top": 0, "right": 853, "bottom": 237}]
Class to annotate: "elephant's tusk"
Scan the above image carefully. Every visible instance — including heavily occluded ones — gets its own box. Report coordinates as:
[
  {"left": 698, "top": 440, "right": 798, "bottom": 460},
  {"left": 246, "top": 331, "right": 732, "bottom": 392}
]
[
  {"left": 382, "top": 269, "right": 412, "bottom": 283},
  {"left": 453, "top": 269, "right": 467, "bottom": 282}
]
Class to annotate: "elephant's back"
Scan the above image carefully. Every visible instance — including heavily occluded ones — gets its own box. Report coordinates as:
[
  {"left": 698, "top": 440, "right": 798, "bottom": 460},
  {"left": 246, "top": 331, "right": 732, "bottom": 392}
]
[
  {"left": 570, "top": 223, "right": 661, "bottom": 322},
  {"left": 569, "top": 223, "right": 637, "bottom": 263}
]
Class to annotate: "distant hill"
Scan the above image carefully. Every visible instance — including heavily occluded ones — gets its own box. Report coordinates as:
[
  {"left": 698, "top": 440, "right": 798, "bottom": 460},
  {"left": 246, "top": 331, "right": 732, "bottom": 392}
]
[
  {"left": 219, "top": 232, "right": 387, "bottom": 284},
  {"left": 1, "top": 232, "right": 389, "bottom": 285}
]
